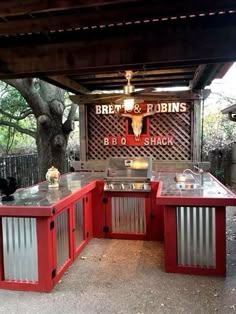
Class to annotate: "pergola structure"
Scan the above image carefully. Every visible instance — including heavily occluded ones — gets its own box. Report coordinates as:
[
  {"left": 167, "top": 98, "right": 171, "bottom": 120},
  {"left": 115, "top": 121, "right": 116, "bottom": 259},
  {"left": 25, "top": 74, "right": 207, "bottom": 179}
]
[
  {"left": 0, "top": 1, "right": 235, "bottom": 93},
  {"left": 1, "top": 2, "right": 236, "bottom": 293},
  {"left": 0, "top": 1, "right": 235, "bottom": 164}
]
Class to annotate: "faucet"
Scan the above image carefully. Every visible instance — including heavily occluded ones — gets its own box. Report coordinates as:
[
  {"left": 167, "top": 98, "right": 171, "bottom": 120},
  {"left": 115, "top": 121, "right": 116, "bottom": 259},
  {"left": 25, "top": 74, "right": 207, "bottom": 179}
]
[
  {"left": 193, "top": 165, "right": 204, "bottom": 186},
  {"left": 183, "top": 166, "right": 204, "bottom": 186}
]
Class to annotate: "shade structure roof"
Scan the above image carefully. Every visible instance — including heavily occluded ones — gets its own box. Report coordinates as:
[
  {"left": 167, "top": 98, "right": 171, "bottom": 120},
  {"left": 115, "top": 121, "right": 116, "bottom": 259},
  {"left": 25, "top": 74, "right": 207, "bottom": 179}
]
[{"left": 0, "top": 1, "right": 235, "bottom": 94}]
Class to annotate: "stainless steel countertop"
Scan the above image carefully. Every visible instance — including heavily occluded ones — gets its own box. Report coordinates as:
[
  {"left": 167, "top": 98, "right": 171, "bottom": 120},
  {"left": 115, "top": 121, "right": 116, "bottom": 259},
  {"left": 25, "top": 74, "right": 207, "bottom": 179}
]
[
  {"left": 0, "top": 172, "right": 105, "bottom": 207},
  {"left": 154, "top": 172, "right": 235, "bottom": 199},
  {"left": 1, "top": 171, "right": 235, "bottom": 208}
]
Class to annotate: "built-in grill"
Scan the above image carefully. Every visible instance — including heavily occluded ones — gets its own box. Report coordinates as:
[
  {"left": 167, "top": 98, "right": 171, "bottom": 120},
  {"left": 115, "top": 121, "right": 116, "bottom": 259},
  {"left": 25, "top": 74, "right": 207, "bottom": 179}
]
[{"left": 104, "top": 157, "right": 152, "bottom": 192}]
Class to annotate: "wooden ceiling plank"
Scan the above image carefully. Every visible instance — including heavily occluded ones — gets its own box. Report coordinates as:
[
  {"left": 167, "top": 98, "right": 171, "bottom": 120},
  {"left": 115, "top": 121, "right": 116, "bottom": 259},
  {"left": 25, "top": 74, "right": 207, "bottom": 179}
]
[
  {"left": 0, "top": 24, "right": 235, "bottom": 79},
  {"left": 0, "top": 0, "right": 142, "bottom": 17},
  {"left": 0, "top": 0, "right": 236, "bottom": 34},
  {"left": 0, "top": 0, "right": 235, "bottom": 17},
  {"left": 70, "top": 68, "right": 196, "bottom": 80}
]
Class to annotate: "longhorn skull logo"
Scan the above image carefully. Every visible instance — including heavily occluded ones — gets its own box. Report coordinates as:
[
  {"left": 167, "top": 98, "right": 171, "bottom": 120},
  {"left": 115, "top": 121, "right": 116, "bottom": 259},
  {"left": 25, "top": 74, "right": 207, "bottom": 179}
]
[{"left": 120, "top": 111, "right": 155, "bottom": 141}]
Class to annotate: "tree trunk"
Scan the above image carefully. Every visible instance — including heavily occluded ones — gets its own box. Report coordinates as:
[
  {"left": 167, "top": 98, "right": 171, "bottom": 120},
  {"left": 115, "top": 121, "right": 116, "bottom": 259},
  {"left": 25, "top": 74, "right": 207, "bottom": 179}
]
[
  {"left": 2, "top": 79, "right": 76, "bottom": 182},
  {"left": 36, "top": 110, "right": 69, "bottom": 180},
  {"left": 37, "top": 121, "right": 69, "bottom": 180}
]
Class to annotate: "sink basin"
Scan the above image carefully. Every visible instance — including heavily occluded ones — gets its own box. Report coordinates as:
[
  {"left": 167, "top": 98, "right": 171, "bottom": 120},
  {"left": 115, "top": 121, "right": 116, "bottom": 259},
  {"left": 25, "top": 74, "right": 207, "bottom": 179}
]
[
  {"left": 176, "top": 182, "right": 201, "bottom": 190},
  {"left": 175, "top": 173, "right": 195, "bottom": 183}
]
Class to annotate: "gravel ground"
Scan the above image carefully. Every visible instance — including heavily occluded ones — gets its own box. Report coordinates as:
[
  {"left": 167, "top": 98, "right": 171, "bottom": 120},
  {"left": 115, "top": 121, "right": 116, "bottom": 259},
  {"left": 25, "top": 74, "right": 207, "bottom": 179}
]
[{"left": 1, "top": 207, "right": 236, "bottom": 314}]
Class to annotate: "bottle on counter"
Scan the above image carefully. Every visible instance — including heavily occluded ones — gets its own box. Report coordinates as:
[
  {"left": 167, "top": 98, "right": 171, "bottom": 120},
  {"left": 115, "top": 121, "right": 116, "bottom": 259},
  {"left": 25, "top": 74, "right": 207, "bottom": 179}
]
[{"left": 46, "top": 166, "right": 60, "bottom": 188}]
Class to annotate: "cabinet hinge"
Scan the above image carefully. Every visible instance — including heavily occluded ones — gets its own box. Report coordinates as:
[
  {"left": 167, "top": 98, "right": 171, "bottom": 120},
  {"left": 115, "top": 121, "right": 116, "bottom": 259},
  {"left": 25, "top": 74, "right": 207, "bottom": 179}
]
[
  {"left": 50, "top": 221, "right": 55, "bottom": 230},
  {"left": 150, "top": 213, "right": 155, "bottom": 219},
  {"left": 103, "top": 198, "right": 108, "bottom": 204},
  {"left": 103, "top": 226, "right": 109, "bottom": 233},
  {"left": 51, "top": 269, "right": 56, "bottom": 279}
]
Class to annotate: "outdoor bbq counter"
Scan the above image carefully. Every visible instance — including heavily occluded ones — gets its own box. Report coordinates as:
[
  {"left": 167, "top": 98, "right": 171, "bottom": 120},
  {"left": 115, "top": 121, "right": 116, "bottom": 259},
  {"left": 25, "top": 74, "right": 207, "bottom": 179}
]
[
  {"left": 0, "top": 171, "right": 235, "bottom": 292},
  {"left": 0, "top": 172, "right": 104, "bottom": 292},
  {"left": 156, "top": 172, "right": 236, "bottom": 276}
]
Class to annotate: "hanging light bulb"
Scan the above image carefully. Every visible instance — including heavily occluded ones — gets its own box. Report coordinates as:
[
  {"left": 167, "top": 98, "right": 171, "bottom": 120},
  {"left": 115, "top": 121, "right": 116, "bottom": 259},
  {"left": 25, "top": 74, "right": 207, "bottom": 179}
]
[{"left": 123, "top": 97, "right": 134, "bottom": 111}]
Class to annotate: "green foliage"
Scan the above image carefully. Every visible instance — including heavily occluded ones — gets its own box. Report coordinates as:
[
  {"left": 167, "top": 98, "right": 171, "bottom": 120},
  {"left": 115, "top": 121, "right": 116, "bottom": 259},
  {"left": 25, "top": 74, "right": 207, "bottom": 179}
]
[
  {"left": 0, "top": 82, "right": 36, "bottom": 155},
  {"left": 0, "top": 83, "right": 28, "bottom": 113},
  {"left": 203, "top": 112, "right": 236, "bottom": 155},
  {"left": 0, "top": 81, "right": 79, "bottom": 157}
]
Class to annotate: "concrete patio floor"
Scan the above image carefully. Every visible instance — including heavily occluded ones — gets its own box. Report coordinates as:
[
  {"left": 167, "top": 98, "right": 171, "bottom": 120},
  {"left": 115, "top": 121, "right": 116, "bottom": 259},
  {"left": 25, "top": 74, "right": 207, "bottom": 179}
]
[{"left": 1, "top": 207, "right": 236, "bottom": 314}]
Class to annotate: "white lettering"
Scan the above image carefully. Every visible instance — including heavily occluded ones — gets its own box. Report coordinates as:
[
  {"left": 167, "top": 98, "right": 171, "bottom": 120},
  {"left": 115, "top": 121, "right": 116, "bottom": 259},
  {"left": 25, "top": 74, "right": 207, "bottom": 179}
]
[
  {"left": 121, "top": 137, "right": 126, "bottom": 145},
  {"left": 133, "top": 103, "right": 142, "bottom": 114},
  {"left": 108, "top": 104, "right": 114, "bottom": 114},
  {"left": 104, "top": 138, "right": 109, "bottom": 145},
  {"left": 150, "top": 137, "right": 156, "bottom": 145},
  {"left": 146, "top": 103, "right": 153, "bottom": 113},
  {"left": 155, "top": 104, "right": 161, "bottom": 113},
  {"left": 162, "top": 137, "right": 167, "bottom": 145},
  {"left": 168, "top": 137, "right": 174, "bottom": 145},
  {"left": 112, "top": 138, "right": 117, "bottom": 145},
  {"left": 144, "top": 138, "right": 149, "bottom": 145},
  {"left": 96, "top": 103, "right": 187, "bottom": 114},
  {"left": 172, "top": 102, "right": 179, "bottom": 112},
  {"left": 95, "top": 105, "right": 102, "bottom": 114},
  {"left": 180, "top": 102, "right": 187, "bottom": 112},
  {"left": 161, "top": 103, "right": 167, "bottom": 112},
  {"left": 102, "top": 105, "right": 108, "bottom": 114}
]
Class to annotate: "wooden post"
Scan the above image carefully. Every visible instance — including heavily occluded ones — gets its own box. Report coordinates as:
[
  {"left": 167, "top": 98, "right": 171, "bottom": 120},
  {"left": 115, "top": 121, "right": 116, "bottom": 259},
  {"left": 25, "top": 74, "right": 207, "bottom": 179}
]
[
  {"left": 79, "top": 105, "right": 88, "bottom": 161},
  {"left": 192, "top": 97, "right": 202, "bottom": 163}
]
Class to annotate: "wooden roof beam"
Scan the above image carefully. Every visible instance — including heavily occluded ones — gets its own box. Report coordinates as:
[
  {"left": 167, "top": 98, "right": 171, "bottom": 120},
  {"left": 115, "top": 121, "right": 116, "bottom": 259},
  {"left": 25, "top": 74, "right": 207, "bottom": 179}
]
[
  {"left": 45, "top": 75, "right": 90, "bottom": 94},
  {"left": 190, "top": 64, "right": 227, "bottom": 92},
  {"left": 71, "top": 68, "right": 196, "bottom": 80},
  {"left": 71, "top": 90, "right": 201, "bottom": 105},
  {"left": 77, "top": 74, "right": 193, "bottom": 85}
]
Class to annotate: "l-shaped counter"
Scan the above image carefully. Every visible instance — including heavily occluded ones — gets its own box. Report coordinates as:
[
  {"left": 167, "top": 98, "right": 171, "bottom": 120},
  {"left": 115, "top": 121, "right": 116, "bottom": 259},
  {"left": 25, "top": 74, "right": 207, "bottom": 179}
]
[{"left": 0, "top": 171, "right": 235, "bottom": 291}]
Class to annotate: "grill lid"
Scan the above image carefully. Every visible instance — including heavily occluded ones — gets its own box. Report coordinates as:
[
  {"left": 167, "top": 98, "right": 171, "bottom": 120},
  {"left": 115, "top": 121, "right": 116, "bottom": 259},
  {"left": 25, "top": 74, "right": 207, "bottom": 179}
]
[
  {"left": 105, "top": 157, "right": 152, "bottom": 181},
  {"left": 104, "top": 157, "right": 152, "bottom": 191}
]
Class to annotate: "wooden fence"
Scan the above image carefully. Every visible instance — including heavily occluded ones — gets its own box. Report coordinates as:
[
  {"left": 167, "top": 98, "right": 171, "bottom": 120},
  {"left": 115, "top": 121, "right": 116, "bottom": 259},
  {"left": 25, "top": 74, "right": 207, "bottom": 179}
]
[
  {"left": 0, "top": 154, "right": 70, "bottom": 188},
  {"left": 0, "top": 154, "right": 39, "bottom": 188}
]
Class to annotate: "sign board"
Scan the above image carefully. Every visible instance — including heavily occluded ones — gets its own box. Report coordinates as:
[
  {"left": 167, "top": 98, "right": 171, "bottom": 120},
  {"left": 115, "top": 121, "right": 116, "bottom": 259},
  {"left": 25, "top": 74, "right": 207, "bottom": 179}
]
[{"left": 94, "top": 102, "right": 188, "bottom": 146}]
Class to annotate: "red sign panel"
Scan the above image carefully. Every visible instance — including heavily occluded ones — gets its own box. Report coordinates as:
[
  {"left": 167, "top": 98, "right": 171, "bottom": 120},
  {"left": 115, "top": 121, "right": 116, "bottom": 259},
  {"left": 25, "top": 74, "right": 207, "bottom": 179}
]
[{"left": 104, "top": 135, "right": 174, "bottom": 146}]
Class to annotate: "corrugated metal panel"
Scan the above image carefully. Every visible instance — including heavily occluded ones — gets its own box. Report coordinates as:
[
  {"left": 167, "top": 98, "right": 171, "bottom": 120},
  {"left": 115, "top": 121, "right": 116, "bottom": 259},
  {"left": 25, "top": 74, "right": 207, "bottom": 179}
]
[
  {"left": 56, "top": 210, "right": 69, "bottom": 270},
  {"left": 2, "top": 217, "right": 38, "bottom": 282},
  {"left": 111, "top": 197, "right": 146, "bottom": 234},
  {"left": 177, "top": 206, "right": 215, "bottom": 267},
  {"left": 75, "top": 199, "right": 84, "bottom": 248}
]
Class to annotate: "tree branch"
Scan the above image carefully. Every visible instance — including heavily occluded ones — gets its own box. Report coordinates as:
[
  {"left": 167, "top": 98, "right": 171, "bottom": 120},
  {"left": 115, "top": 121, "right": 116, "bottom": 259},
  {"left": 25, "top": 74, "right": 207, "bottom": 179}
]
[
  {"left": 0, "top": 121, "right": 36, "bottom": 138},
  {"left": 211, "top": 92, "right": 236, "bottom": 104},
  {"left": 62, "top": 103, "right": 77, "bottom": 133},
  {"left": 0, "top": 107, "right": 33, "bottom": 120},
  {"left": 2, "top": 79, "right": 49, "bottom": 117},
  {"left": 66, "top": 103, "right": 78, "bottom": 122}
]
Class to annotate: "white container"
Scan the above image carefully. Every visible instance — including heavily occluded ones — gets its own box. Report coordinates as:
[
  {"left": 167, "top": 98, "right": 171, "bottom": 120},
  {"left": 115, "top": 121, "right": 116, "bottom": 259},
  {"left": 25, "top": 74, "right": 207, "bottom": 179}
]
[{"left": 46, "top": 166, "right": 60, "bottom": 188}]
